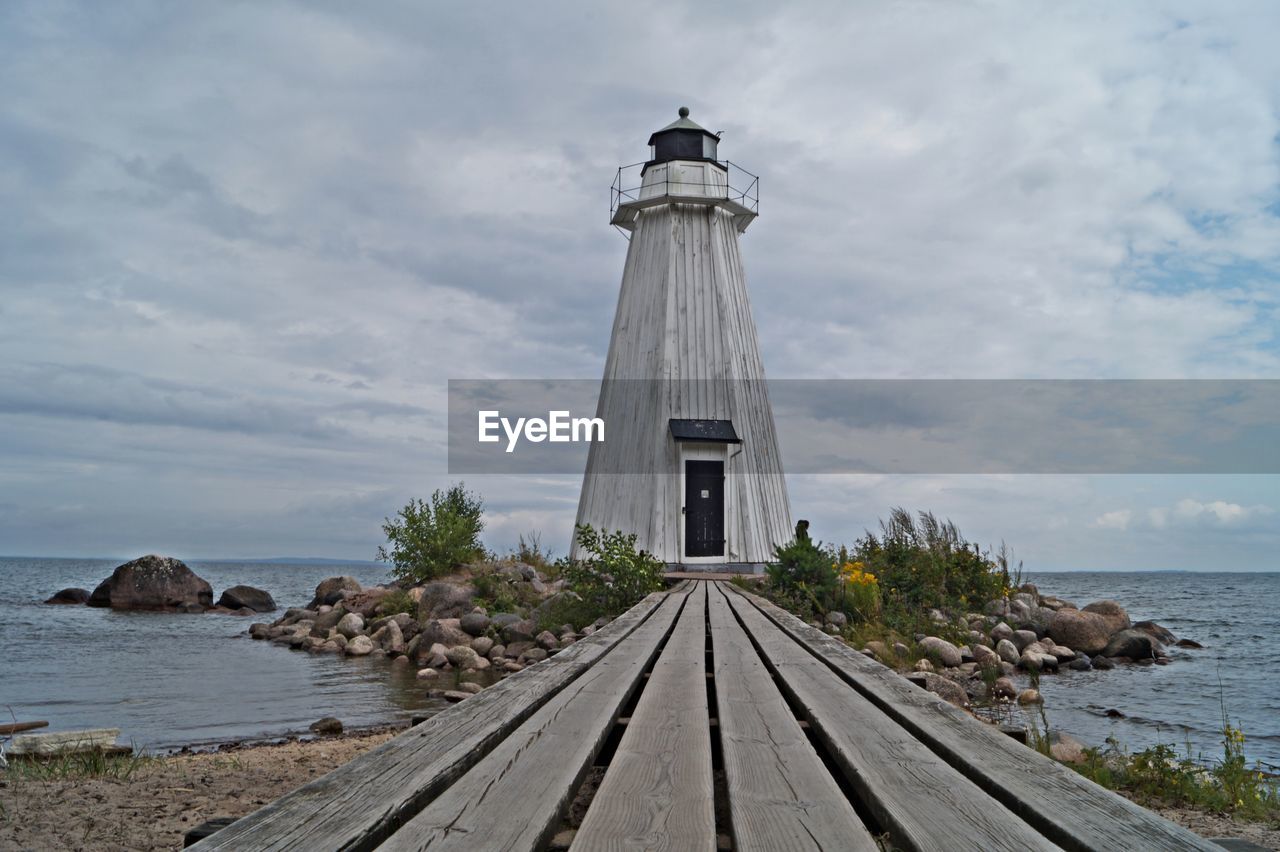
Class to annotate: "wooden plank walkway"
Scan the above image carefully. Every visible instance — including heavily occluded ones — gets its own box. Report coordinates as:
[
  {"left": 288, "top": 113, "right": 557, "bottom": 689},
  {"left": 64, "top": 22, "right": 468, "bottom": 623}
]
[{"left": 193, "top": 580, "right": 1219, "bottom": 852}]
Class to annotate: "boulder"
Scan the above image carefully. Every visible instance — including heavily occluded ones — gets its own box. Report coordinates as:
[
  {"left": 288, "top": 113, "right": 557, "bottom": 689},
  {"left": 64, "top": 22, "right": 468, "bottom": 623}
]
[
  {"left": 995, "top": 639, "right": 1020, "bottom": 664},
  {"left": 535, "top": 630, "right": 559, "bottom": 651},
  {"left": 344, "top": 635, "right": 375, "bottom": 656},
  {"left": 417, "top": 582, "right": 476, "bottom": 621},
  {"left": 307, "top": 576, "right": 362, "bottom": 610},
  {"left": 1082, "top": 600, "right": 1131, "bottom": 634},
  {"left": 471, "top": 636, "right": 494, "bottom": 656},
  {"left": 341, "top": 588, "right": 391, "bottom": 618},
  {"left": 1048, "top": 731, "right": 1087, "bottom": 764},
  {"left": 45, "top": 588, "right": 90, "bottom": 605},
  {"left": 1175, "top": 638, "right": 1203, "bottom": 649},
  {"left": 310, "top": 606, "right": 347, "bottom": 637},
  {"left": 1048, "top": 608, "right": 1112, "bottom": 656},
  {"left": 371, "top": 620, "right": 405, "bottom": 655},
  {"left": 827, "top": 611, "right": 848, "bottom": 628},
  {"left": 336, "top": 612, "right": 365, "bottom": 639},
  {"left": 1102, "top": 629, "right": 1163, "bottom": 661},
  {"left": 919, "top": 637, "right": 962, "bottom": 668},
  {"left": 913, "top": 658, "right": 935, "bottom": 673},
  {"left": 1133, "top": 620, "right": 1177, "bottom": 645},
  {"left": 460, "top": 612, "right": 491, "bottom": 637},
  {"left": 419, "top": 618, "right": 472, "bottom": 648},
  {"left": 984, "top": 598, "right": 1010, "bottom": 617},
  {"left": 1068, "top": 656, "right": 1092, "bottom": 671},
  {"left": 990, "top": 676, "right": 1018, "bottom": 701},
  {"left": 520, "top": 647, "right": 549, "bottom": 663},
  {"left": 918, "top": 673, "right": 969, "bottom": 709},
  {"left": 1038, "top": 596, "right": 1075, "bottom": 611},
  {"left": 971, "top": 644, "right": 999, "bottom": 667},
  {"left": 215, "top": 585, "right": 277, "bottom": 613},
  {"left": 1011, "top": 629, "right": 1039, "bottom": 651},
  {"left": 248, "top": 623, "right": 271, "bottom": 640},
  {"left": 87, "top": 555, "right": 213, "bottom": 611},
  {"left": 501, "top": 619, "right": 537, "bottom": 644},
  {"left": 990, "top": 621, "right": 1014, "bottom": 643},
  {"left": 445, "top": 646, "right": 481, "bottom": 669},
  {"left": 488, "top": 643, "right": 506, "bottom": 659},
  {"left": 1017, "top": 688, "right": 1042, "bottom": 705},
  {"left": 309, "top": 717, "right": 343, "bottom": 736},
  {"left": 1091, "top": 655, "right": 1115, "bottom": 670},
  {"left": 864, "top": 640, "right": 890, "bottom": 662}
]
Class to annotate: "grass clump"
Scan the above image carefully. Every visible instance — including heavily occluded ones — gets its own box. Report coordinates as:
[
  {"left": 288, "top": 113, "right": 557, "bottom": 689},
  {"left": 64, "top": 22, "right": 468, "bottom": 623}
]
[
  {"left": 557, "top": 525, "right": 664, "bottom": 621},
  {"left": 1072, "top": 708, "right": 1280, "bottom": 823},
  {"left": 3, "top": 747, "right": 154, "bottom": 782}
]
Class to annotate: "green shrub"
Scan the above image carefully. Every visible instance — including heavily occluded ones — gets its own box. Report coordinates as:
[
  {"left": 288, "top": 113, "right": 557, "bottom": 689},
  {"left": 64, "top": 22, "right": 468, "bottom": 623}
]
[
  {"left": 764, "top": 524, "right": 838, "bottom": 622},
  {"left": 472, "top": 570, "right": 527, "bottom": 615},
  {"left": 535, "top": 593, "right": 606, "bottom": 633},
  {"left": 376, "top": 484, "right": 485, "bottom": 584},
  {"left": 559, "top": 525, "right": 664, "bottom": 617}
]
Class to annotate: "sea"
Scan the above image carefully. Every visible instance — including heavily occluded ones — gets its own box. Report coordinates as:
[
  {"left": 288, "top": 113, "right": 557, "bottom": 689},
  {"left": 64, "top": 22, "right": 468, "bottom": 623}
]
[
  {"left": 0, "top": 557, "right": 450, "bottom": 752},
  {"left": 1027, "top": 571, "right": 1280, "bottom": 771},
  {"left": 1, "top": 559, "right": 1277, "bottom": 770}
]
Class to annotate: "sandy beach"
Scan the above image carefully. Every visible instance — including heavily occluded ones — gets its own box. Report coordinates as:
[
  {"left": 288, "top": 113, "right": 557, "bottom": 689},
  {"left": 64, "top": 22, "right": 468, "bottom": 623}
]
[{"left": 0, "top": 728, "right": 398, "bottom": 852}]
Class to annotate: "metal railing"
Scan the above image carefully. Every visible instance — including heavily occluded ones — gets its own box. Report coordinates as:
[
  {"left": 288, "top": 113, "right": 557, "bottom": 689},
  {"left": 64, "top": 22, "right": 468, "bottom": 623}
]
[{"left": 610, "top": 160, "right": 759, "bottom": 227}]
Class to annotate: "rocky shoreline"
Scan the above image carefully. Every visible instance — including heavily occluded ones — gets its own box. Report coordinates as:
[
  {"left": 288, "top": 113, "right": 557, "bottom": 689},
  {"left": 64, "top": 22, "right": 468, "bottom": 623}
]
[{"left": 248, "top": 562, "right": 598, "bottom": 704}]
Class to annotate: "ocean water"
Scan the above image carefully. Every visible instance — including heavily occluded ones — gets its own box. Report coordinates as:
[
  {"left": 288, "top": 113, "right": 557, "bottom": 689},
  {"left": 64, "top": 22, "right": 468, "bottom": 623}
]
[
  {"left": 1026, "top": 571, "right": 1280, "bottom": 771},
  {"left": 0, "top": 557, "right": 450, "bottom": 752}
]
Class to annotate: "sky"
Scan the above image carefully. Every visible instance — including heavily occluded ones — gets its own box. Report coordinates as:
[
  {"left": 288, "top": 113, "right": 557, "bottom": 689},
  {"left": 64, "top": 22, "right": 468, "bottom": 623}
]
[{"left": 1, "top": 1, "right": 1278, "bottom": 569}]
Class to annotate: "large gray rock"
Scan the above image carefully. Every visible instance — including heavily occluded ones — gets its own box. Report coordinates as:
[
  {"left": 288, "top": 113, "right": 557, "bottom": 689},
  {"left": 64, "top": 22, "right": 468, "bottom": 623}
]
[
  {"left": 536, "top": 630, "right": 560, "bottom": 651},
  {"left": 501, "top": 618, "right": 536, "bottom": 644},
  {"left": 45, "top": 588, "right": 90, "bottom": 605},
  {"left": 918, "top": 636, "right": 962, "bottom": 668},
  {"left": 417, "top": 582, "right": 476, "bottom": 620},
  {"left": 336, "top": 612, "right": 365, "bottom": 639},
  {"left": 916, "top": 673, "right": 969, "bottom": 709},
  {"left": 459, "top": 612, "right": 491, "bottom": 637},
  {"left": 310, "top": 605, "right": 347, "bottom": 637},
  {"left": 1082, "top": 600, "right": 1131, "bottom": 634},
  {"left": 307, "top": 576, "right": 362, "bottom": 610},
  {"left": 344, "top": 635, "right": 375, "bottom": 656},
  {"left": 1102, "top": 628, "right": 1163, "bottom": 660},
  {"left": 1133, "top": 620, "right": 1177, "bottom": 644},
  {"left": 995, "top": 638, "right": 1020, "bottom": 664},
  {"left": 990, "top": 621, "right": 1014, "bottom": 643},
  {"left": 371, "top": 620, "right": 405, "bottom": 655},
  {"left": 445, "top": 646, "right": 481, "bottom": 669},
  {"left": 419, "top": 618, "right": 472, "bottom": 648},
  {"left": 1048, "top": 608, "right": 1112, "bottom": 656},
  {"left": 216, "top": 585, "right": 277, "bottom": 613},
  {"left": 971, "top": 643, "right": 999, "bottom": 666},
  {"left": 87, "top": 555, "right": 213, "bottom": 611},
  {"left": 471, "top": 636, "right": 494, "bottom": 656},
  {"left": 1011, "top": 629, "right": 1039, "bottom": 651}
]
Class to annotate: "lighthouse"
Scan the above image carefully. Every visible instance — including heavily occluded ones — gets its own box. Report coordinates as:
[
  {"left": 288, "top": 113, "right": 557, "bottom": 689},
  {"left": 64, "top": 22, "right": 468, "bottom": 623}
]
[{"left": 572, "top": 108, "right": 792, "bottom": 572}]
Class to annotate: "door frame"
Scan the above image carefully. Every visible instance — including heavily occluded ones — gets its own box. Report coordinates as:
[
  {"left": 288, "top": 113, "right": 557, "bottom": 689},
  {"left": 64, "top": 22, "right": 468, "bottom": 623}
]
[{"left": 679, "top": 444, "right": 729, "bottom": 564}]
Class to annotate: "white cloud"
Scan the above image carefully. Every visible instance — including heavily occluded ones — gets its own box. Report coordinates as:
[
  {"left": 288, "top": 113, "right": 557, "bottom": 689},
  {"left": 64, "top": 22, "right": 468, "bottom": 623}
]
[{"left": 1094, "top": 510, "right": 1133, "bottom": 531}]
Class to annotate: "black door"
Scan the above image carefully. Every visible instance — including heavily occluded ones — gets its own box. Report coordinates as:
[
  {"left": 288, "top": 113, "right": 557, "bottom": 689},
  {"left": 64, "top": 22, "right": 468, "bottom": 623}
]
[{"left": 684, "top": 460, "right": 724, "bottom": 558}]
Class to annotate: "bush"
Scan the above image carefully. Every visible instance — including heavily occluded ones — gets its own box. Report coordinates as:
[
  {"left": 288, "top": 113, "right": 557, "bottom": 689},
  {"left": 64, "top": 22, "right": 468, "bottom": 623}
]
[
  {"left": 376, "top": 484, "right": 485, "bottom": 584},
  {"left": 559, "top": 525, "right": 664, "bottom": 617},
  {"left": 764, "top": 524, "right": 838, "bottom": 622}
]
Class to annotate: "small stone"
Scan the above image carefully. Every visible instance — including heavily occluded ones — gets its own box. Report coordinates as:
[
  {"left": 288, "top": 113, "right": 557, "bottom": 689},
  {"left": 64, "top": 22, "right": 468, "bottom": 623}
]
[
  {"left": 416, "top": 668, "right": 439, "bottom": 679},
  {"left": 457, "top": 682, "right": 483, "bottom": 694},
  {"left": 913, "top": 658, "right": 935, "bottom": 673},
  {"left": 309, "top": 717, "right": 343, "bottom": 735},
  {"left": 441, "top": 690, "right": 471, "bottom": 702},
  {"left": 1017, "top": 688, "right": 1042, "bottom": 705},
  {"left": 535, "top": 630, "right": 559, "bottom": 651}
]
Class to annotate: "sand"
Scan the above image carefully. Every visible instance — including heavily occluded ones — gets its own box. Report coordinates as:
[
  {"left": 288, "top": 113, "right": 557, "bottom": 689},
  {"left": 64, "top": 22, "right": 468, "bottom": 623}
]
[{"left": 0, "top": 728, "right": 398, "bottom": 852}]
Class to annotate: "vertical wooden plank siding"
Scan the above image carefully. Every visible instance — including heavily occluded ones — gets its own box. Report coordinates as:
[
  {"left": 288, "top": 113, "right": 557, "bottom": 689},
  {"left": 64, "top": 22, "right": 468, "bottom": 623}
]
[
  {"left": 571, "top": 582, "right": 715, "bottom": 851},
  {"left": 706, "top": 583, "right": 878, "bottom": 852}
]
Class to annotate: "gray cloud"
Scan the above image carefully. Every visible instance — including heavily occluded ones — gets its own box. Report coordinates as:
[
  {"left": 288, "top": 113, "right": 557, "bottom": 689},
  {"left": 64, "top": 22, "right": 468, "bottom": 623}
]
[{"left": 1, "top": 0, "right": 1277, "bottom": 566}]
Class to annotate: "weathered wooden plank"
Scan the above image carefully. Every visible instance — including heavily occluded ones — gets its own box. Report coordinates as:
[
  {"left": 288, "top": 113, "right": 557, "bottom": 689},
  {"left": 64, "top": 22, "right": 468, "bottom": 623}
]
[
  {"left": 0, "top": 720, "right": 48, "bottom": 735},
  {"left": 706, "top": 583, "right": 876, "bottom": 852},
  {"left": 9, "top": 728, "right": 119, "bottom": 755},
  {"left": 726, "top": 586, "right": 1219, "bottom": 852},
  {"left": 190, "top": 590, "right": 674, "bottom": 851},
  {"left": 724, "top": 588, "right": 1058, "bottom": 852},
  {"left": 572, "top": 582, "right": 715, "bottom": 851},
  {"left": 379, "top": 587, "right": 692, "bottom": 851}
]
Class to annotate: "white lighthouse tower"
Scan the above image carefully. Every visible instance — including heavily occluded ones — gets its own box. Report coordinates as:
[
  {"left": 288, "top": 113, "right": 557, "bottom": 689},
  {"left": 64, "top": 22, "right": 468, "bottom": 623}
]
[{"left": 572, "top": 108, "right": 791, "bottom": 572}]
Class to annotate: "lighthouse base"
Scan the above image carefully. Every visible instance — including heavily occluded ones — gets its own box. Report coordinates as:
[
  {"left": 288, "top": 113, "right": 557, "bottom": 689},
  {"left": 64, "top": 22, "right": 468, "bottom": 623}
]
[{"left": 663, "top": 562, "right": 767, "bottom": 576}]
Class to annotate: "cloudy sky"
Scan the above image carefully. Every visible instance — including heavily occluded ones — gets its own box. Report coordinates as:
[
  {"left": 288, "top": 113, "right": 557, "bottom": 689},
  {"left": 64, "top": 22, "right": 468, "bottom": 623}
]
[{"left": 2, "top": 1, "right": 1277, "bottom": 569}]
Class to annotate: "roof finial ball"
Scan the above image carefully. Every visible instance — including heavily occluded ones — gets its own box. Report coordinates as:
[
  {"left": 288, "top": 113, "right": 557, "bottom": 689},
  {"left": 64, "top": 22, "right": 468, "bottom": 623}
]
[{"left": 678, "top": 106, "right": 690, "bottom": 118}]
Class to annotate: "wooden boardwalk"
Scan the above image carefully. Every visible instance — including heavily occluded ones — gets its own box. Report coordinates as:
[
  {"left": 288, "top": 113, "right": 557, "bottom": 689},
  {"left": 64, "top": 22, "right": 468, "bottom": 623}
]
[{"left": 192, "top": 581, "right": 1219, "bottom": 852}]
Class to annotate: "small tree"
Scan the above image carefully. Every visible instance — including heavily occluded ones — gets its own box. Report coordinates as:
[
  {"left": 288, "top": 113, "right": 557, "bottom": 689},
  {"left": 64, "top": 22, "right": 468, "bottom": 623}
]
[
  {"left": 561, "top": 524, "right": 664, "bottom": 616},
  {"left": 377, "top": 484, "right": 485, "bottom": 583}
]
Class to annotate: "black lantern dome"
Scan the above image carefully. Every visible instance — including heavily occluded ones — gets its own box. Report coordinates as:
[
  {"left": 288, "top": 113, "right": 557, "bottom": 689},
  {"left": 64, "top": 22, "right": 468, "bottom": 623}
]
[{"left": 647, "top": 107, "right": 721, "bottom": 167}]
